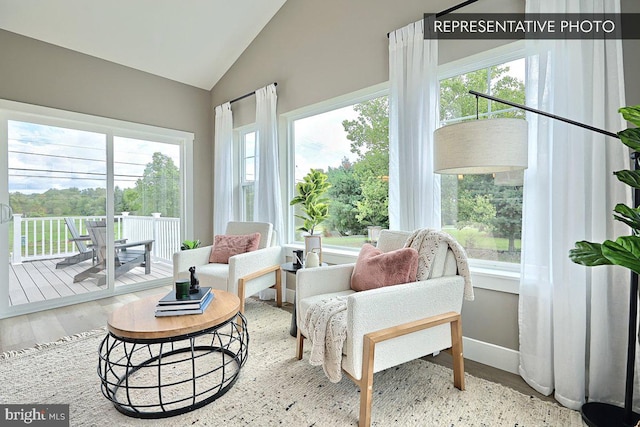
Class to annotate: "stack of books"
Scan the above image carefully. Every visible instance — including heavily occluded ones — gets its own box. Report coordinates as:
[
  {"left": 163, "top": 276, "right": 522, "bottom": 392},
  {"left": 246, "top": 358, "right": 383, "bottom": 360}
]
[{"left": 154, "top": 287, "right": 214, "bottom": 317}]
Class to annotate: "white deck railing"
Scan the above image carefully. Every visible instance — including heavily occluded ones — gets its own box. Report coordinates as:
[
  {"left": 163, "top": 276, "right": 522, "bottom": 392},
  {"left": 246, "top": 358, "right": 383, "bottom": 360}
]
[{"left": 11, "top": 214, "right": 180, "bottom": 265}]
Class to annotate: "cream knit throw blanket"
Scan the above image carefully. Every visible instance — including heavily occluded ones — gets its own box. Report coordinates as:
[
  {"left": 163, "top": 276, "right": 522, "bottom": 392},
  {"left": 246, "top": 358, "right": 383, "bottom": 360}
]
[
  {"left": 404, "top": 228, "right": 474, "bottom": 301},
  {"left": 302, "top": 296, "right": 347, "bottom": 383}
]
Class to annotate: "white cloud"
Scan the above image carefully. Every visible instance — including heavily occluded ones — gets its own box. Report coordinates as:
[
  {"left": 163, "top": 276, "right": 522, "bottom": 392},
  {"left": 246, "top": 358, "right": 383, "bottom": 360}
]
[{"left": 294, "top": 105, "right": 359, "bottom": 181}]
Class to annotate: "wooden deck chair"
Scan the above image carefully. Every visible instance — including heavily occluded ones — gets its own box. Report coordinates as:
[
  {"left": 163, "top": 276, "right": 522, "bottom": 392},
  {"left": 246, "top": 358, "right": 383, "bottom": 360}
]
[
  {"left": 56, "top": 218, "right": 94, "bottom": 269},
  {"left": 73, "top": 220, "right": 153, "bottom": 286}
]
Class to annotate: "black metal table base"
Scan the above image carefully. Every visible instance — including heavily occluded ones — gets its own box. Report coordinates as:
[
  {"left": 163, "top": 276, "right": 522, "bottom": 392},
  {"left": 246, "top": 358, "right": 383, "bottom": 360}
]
[
  {"left": 582, "top": 402, "right": 640, "bottom": 427},
  {"left": 98, "top": 313, "right": 248, "bottom": 419}
]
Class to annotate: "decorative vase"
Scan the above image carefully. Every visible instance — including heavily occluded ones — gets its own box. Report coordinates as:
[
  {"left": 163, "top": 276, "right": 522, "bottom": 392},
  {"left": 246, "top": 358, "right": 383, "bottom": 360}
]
[{"left": 304, "top": 234, "right": 322, "bottom": 264}]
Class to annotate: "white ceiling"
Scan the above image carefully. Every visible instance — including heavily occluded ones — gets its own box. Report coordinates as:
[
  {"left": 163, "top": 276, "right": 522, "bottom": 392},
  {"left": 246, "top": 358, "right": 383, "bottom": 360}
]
[{"left": 0, "top": 0, "right": 286, "bottom": 90}]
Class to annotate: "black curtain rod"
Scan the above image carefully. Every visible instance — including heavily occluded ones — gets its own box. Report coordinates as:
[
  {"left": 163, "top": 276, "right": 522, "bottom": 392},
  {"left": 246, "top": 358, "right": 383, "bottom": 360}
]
[
  {"left": 469, "top": 90, "right": 620, "bottom": 139},
  {"left": 386, "top": 0, "right": 479, "bottom": 38},
  {"left": 229, "top": 82, "right": 278, "bottom": 104}
]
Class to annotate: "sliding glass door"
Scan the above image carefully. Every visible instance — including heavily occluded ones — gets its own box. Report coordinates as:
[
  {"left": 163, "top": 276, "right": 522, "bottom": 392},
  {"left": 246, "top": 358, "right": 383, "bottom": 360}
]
[
  {"left": 6, "top": 119, "right": 110, "bottom": 308},
  {"left": 0, "top": 101, "right": 193, "bottom": 318}
]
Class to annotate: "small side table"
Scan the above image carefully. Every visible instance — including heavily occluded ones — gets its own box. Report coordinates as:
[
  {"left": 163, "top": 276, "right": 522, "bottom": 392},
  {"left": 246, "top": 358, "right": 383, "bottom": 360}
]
[{"left": 281, "top": 261, "right": 327, "bottom": 337}]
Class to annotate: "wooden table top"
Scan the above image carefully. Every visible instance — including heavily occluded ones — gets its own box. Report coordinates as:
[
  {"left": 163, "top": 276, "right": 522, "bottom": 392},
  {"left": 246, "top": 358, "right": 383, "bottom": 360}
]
[{"left": 107, "top": 289, "right": 240, "bottom": 340}]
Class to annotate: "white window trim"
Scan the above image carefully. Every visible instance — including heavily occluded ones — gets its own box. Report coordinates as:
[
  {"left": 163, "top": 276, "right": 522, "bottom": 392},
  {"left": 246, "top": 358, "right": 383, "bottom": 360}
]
[{"left": 438, "top": 40, "right": 526, "bottom": 80}]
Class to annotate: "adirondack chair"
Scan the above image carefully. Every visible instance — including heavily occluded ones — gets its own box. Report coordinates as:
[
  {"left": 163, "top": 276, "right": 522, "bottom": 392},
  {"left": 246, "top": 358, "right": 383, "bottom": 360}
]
[
  {"left": 56, "top": 218, "right": 94, "bottom": 269},
  {"left": 73, "top": 220, "right": 153, "bottom": 286}
]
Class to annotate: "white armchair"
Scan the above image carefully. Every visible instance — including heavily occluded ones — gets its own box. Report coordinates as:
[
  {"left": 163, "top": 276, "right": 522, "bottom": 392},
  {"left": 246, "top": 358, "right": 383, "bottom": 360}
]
[
  {"left": 173, "top": 221, "right": 283, "bottom": 313},
  {"left": 295, "top": 230, "right": 467, "bottom": 427}
]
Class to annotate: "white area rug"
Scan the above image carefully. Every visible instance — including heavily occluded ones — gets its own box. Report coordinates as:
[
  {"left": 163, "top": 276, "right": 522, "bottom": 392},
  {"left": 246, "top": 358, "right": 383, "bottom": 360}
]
[{"left": 0, "top": 299, "right": 583, "bottom": 426}]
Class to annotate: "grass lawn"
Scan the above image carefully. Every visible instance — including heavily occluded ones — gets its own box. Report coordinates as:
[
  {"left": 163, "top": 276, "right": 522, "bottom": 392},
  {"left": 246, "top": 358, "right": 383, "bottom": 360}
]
[{"left": 443, "top": 227, "right": 521, "bottom": 252}]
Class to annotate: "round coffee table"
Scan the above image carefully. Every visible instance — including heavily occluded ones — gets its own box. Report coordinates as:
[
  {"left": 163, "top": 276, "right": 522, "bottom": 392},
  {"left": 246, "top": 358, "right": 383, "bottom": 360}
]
[{"left": 98, "top": 289, "right": 248, "bottom": 419}]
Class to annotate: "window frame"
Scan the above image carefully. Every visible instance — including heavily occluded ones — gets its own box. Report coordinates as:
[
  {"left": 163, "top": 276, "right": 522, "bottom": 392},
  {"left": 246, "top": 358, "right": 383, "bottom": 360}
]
[
  {"left": 438, "top": 41, "right": 526, "bottom": 276},
  {"left": 282, "top": 82, "right": 389, "bottom": 248}
]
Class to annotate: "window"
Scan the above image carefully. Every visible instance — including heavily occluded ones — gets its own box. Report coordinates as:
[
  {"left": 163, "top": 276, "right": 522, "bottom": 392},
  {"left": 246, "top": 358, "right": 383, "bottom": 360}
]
[
  {"left": 439, "top": 58, "right": 525, "bottom": 264},
  {"left": 290, "top": 92, "right": 389, "bottom": 249},
  {"left": 239, "top": 129, "right": 256, "bottom": 221}
]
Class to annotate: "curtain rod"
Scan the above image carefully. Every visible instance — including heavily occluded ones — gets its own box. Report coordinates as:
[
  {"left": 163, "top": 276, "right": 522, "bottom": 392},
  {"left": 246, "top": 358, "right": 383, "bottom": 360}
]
[
  {"left": 229, "top": 82, "right": 278, "bottom": 104},
  {"left": 386, "top": 0, "right": 479, "bottom": 38}
]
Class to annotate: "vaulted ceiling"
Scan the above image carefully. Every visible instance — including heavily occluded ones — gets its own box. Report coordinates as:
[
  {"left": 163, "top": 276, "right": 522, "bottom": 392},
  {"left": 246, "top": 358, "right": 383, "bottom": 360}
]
[{"left": 0, "top": 0, "right": 287, "bottom": 90}]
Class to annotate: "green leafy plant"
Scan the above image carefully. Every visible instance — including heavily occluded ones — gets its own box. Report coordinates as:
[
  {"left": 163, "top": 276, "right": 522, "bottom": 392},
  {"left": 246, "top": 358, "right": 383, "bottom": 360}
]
[
  {"left": 180, "top": 239, "right": 201, "bottom": 250},
  {"left": 290, "top": 169, "right": 331, "bottom": 235},
  {"left": 570, "top": 105, "right": 640, "bottom": 273}
]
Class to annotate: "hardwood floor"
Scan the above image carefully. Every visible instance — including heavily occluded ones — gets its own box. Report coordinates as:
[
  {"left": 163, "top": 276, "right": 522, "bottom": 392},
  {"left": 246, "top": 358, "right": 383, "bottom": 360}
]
[
  {"left": 0, "top": 285, "right": 172, "bottom": 352},
  {"left": 0, "top": 292, "right": 558, "bottom": 407}
]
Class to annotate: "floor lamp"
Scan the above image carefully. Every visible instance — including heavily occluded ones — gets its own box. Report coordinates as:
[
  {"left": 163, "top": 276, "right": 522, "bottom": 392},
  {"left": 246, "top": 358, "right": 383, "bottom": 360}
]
[{"left": 433, "top": 90, "right": 640, "bottom": 427}]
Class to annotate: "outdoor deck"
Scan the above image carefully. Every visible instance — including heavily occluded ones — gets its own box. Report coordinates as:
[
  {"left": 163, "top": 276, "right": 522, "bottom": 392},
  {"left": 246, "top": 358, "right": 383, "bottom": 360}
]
[{"left": 9, "top": 258, "right": 173, "bottom": 307}]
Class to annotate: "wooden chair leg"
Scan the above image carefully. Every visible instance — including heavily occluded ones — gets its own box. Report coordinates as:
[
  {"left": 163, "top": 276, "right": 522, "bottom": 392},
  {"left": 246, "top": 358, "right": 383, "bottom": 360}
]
[
  {"left": 296, "top": 328, "right": 304, "bottom": 360},
  {"left": 238, "top": 277, "right": 246, "bottom": 315},
  {"left": 275, "top": 268, "right": 282, "bottom": 307},
  {"left": 450, "top": 316, "right": 465, "bottom": 390},
  {"left": 359, "top": 336, "right": 375, "bottom": 427}
]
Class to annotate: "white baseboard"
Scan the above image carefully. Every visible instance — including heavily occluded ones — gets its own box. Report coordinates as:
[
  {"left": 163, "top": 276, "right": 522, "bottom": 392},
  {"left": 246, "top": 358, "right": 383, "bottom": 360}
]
[
  {"left": 462, "top": 337, "right": 520, "bottom": 375},
  {"left": 285, "top": 288, "right": 296, "bottom": 304}
]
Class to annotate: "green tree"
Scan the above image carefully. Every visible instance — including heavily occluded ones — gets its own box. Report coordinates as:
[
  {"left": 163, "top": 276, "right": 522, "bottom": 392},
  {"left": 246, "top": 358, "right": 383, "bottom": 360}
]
[
  {"left": 325, "top": 158, "right": 363, "bottom": 235},
  {"left": 341, "top": 96, "right": 390, "bottom": 229},
  {"left": 134, "top": 152, "right": 180, "bottom": 217}
]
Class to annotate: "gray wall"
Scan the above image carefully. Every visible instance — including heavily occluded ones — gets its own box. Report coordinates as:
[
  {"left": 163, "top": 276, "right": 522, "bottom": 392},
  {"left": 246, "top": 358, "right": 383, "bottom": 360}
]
[
  {"left": 0, "top": 29, "right": 213, "bottom": 244},
  {"left": 211, "top": 0, "right": 640, "bottom": 352}
]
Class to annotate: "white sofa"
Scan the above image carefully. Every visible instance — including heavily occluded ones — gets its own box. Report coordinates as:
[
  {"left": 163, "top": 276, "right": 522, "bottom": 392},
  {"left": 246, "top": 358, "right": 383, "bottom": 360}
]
[{"left": 173, "top": 221, "right": 283, "bottom": 313}]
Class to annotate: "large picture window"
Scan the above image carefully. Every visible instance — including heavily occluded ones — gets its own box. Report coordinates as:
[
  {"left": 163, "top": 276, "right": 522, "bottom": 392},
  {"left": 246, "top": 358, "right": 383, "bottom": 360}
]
[
  {"left": 291, "top": 94, "right": 389, "bottom": 249},
  {"left": 439, "top": 58, "right": 525, "bottom": 263}
]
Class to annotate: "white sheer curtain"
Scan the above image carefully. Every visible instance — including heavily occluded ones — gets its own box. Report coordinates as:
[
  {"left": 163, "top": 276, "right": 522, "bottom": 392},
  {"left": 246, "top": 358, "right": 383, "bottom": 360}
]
[
  {"left": 519, "top": 0, "right": 632, "bottom": 410},
  {"left": 388, "top": 18, "right": 440, "bottom": 231},
  {"left": 213, "top": 102, "right": 233, "bottom": 236},
  {"left": 254, "top": 83, "right": 284, "bottom": 241},
  {"left": 254, "top": 84, "right": 283, "bottom": 301}
]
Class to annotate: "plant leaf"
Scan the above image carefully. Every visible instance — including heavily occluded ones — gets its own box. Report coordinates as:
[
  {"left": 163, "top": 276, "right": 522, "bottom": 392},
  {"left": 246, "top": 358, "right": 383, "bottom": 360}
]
[
  {"left": 613, "top": 204, "right": 640, "bottom": 231},
  {"left": 618, "top": 128, "right": 640, "bottom": 152},
  {"left": 569, "top": 241, "right": 612, "bottom": 266},
  {"left": 601, "top": 236, "right": 640, "bottom": 275},
  {"left": 620, "top": 106, "right": 640, "bottom": 127},
  {"left": 614, "top": 170, "right": 640, "bottom": 189}
]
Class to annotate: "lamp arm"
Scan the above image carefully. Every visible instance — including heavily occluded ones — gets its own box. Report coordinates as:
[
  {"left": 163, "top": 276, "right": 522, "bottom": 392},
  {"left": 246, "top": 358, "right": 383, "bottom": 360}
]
[{"left": 469, "top": 90, "right": 620, "bottom": 140}]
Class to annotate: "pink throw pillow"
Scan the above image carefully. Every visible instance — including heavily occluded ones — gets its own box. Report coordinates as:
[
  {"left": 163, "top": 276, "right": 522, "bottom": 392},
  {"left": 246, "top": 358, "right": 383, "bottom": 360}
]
[
  {"left": 350, "top": 243, "right": 419, "bottom": 292},
  {"left": 209, "top": 233, "right": 261, "bottom": 264}
]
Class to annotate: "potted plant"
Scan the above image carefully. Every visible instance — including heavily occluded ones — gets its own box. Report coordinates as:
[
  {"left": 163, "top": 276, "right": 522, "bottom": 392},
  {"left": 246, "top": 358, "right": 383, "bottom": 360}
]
[
  {"left": 569, "top": 104, "right": 640, "bottom": 426},
  {"left": 290, "top": 169, "right": 331, "bottom": 262},
  {"left": 180, "top": 239, "right": 201, "bottom": 250},
  {"left": 569, "top": 105, "right": 640, "bottom": 273}
]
